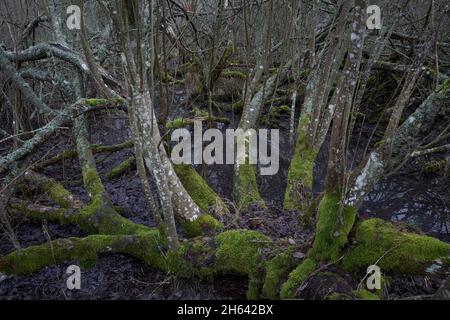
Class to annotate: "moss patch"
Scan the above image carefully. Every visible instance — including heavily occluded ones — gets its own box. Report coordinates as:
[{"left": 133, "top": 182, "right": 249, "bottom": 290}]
[
  {"left": 215, "top": 229, "right": 272, "bottom": 274},
  {"left": 166, "top": 117, "right": 186, "bottom": 130},
  {"left": 83, "top": 97, "right": 124, "bottom": 107},
  {"left": 174, "top": 164, "right": 227, "bottom": 215},
  {"left": 82, "top": 166, "right": 106, "bottom": 196},
  {"left": 234, "top": 164, "right": 265, "bottom": 211},
  {"left": 262, "top": 249, "right": 295, "bottom": 299},
  {"left": 342, "top": 218, "right": 450, "bottom": 274},
  {"left": 280, "top": 258, "right": 316, "bottom": 299},
  {"left": 215, "top": 230, "right": 272, "bottom": 299},
  {"left": 41, "top": 179, "right": 73, "bottom": 208},
  {"left": 106, "top": 156, "right": 136, "bottom": 180},
  {"left": 0, "top": 235, "right": 121, "bottom": 274},
  {"left": 423, "top": 159, "right": 448, "bottom": 175},
  {"left": 354, "top": 289, "right": 380, "bottom": 300},
  {"left": 221, "top": 69, "right": 247, "bottom": 80},
  {"left": 76, "top": 195, "right": 154, "bottom": 236},
  {"left": 284, "top": 115, "right": 318, "bottom": 222},
  {"left": 308, "top": 191, "right": 356, "bottom": 262},
  {"left": 181, "top": 214, "right": 224, "bottom": 238}
]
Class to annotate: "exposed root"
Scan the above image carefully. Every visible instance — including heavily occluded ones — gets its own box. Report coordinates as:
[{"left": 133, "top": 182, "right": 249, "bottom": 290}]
[
  {"left": 342, "top": 218, "right": 450, "bottom": 274},
  {"left": 0, "top": 229, "right": 275, "bottom": 299}
]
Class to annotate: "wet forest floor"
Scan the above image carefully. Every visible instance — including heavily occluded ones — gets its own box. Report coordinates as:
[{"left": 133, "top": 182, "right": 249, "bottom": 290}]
[{"left": 0, "top": 87, "right": 449, "bottom": 300}]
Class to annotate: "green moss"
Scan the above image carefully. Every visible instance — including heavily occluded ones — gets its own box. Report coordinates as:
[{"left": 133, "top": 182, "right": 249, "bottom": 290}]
[
  {"left": 280, "top": 258, "right": 316, "bottom": 299},
  {"left": 342, "top": 218, "right": 450, "bottom": 274},
  {"left": 166, "top": 117, "right": 186, "bottom": 130},
  {"left": 262, "top": 249, "right": 295, "bottom": 299},
  {"left": 174, "top": 164, "right": 228, "bottom": 215},
  {"left": 327, "top": 292, "right": 352, "bottom": 300},
  {"left": 84, "top": 98, "right": 109, "bottom": 106},
  {"left": 284, "top": 115, "right": 318, "bottom": 220},
  {"left": 160, "top": 71, "right": 185, "bottom": 85},
  {"left": 212, "top": 43, "right": 235, "bottom": 82},
  {"left": 83, "top": 98, "right": 124, "bottom": 107},
  {"left": 423, "top": 159, "right": 447, "bottom": 175},
  {"left": 277, "top": 105, "right": 291, "bottom": 114},
  {"left": 215, "top": 229, "right": 272, "bottom": 274},
  {"left": 1, "top": 228, "right": 280, "bottom": 296},
  {"left": 221, "top": 69, "right": 247, "bottom": 80},
  {"left": 106, "top": 156, "right": 136, "bottom": 180},
  {"left": 300, "top": 68, "right": 310, "bottom": 79},
  {"left": 246, "top": 278, "right": 261, "bottom": 300},
  {"left": 309, "top": 190, "right": 356, "bottom": 262},
  {"left": 163, "top": 242, "right": 207, "bottom": 278},
  {"left": 42, "top": 179, "right": 73, "bottom": 208},
  {"left": 62, "top": 149, "right": 77, "bottom": 158},
  {"left": 76, "top": 195, "right": 154, "bottom": 236},
  {"left": 192, "top": 108, "right": 209, "bottom": 118},
  {"left": 181, "top": 214, "right": 224, "bottom": 238},
  {"left": 438, "top": 78, "right": 450, "bottom": 95},
  {"left": 234, "top": 164, "right": 265, "bottom": 211},
  {"left": 82, "top": 166, "right": 106, "bottom": 196},
  {"left": 0, "top": 235, "right": 120, "bottom": 274},
  {"left": 13, "top": 202, "right": 70, "bottom": 224},
  {"left": 216, "top": 230, "right": 272, "bottom": 299},
  {"left": 354, "top": 289, "right": 380, "bottom": 300}
]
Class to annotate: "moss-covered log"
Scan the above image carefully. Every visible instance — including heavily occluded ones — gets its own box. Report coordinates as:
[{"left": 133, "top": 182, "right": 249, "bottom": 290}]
[
  {"left": 280, "top": 216, "right": 450, "bottom": 299},
  {"left": 0, "top": 229, "right": 275, "bottom": 300},
  {"left": 280, "top": 258, "right": 317, "bottom": 299},
  {"left": 23, "top": 170, "right": 82, "bottom": 209},
  {"left": 106, "top": 155, "right": 136, "bottom": 180},
  {"left": 342, "top": 219, "right": 450, "bottom": 273},
  {"left": 262, "top": 249, "right": 296, "bottom": 299},
  {"left": 221, "top": 69, "right": 247, "bottom": 80}
]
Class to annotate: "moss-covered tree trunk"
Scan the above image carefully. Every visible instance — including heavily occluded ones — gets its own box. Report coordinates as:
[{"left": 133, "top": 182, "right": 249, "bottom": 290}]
[
  {"left": 233, "top": 62, "right": 292, "bottom": 211},
  {"left": 281, "top": 77, "right": 450, "bottom": 299},
  {"left": 283, "top": 0, "right": 350, "bottom": 226}
]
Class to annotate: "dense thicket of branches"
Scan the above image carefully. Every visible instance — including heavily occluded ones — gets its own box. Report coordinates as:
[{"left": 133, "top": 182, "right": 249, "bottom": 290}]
[{"left": 0, "top": 0, "right": 449, "bottom": 300}]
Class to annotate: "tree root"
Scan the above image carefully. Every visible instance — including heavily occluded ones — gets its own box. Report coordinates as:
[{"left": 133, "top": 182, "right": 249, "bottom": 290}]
[
  {"left": 0, "top": 229, "right": 276, "bottom": 300},
  {"left": 280, "top": 216, "right": 450, "bottom": 299},
  {"left": 342, "top": 218, "right": 450, "bottom": 274}
]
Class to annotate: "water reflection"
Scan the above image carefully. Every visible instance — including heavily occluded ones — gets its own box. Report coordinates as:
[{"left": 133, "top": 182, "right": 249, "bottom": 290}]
[{"left": 361, "top": 175, "right": 450, "bottom": 240}]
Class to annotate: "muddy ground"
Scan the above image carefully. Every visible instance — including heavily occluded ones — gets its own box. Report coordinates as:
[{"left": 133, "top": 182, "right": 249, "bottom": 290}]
[{"left": 0, "top": 89, "right": 449, "bottom": 300}]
